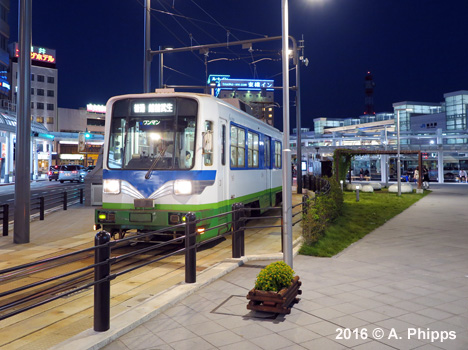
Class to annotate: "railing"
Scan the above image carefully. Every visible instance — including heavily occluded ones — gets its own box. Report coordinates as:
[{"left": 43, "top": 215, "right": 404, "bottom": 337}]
[
  {"left": 1, "top": 186, "right": 85, "bottom": 236},
  {"left": 302, "top": 174, "right": 331, "bottom": 196},
  {"left": 0, "top": 198, "right": 310, "bottom": 332}
]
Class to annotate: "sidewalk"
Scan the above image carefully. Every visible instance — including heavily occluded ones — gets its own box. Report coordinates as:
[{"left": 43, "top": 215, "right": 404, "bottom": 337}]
[{"left": 97, "top": 184, "right": 468, "bottom": 350}]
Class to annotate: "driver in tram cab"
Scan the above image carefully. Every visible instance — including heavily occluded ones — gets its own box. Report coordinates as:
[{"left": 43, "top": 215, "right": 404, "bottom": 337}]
[{"left": 184, "top": 151, "right": 192, "bottom": 168}]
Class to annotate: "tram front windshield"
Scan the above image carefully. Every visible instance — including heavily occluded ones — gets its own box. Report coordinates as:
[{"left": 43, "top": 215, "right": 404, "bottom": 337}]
[{"left": 108, "top": 97, "right": 197, "bottom": 170}]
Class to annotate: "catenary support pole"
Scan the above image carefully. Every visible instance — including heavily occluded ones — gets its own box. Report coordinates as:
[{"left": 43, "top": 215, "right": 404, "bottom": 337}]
[
  {"left": 14, "top": 0, "right": 32, "bottom": 244},
  {"left": 143, "top": 0, "right": 151, "bottom": 93}
]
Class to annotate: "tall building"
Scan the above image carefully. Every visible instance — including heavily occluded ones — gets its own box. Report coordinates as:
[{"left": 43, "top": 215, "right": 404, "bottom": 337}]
[
  {"left": 0, "top": 0, "right": 10, "bottom": 104},
  {"left": 9, "top": 43, "right": 58, "bottom": 131}
]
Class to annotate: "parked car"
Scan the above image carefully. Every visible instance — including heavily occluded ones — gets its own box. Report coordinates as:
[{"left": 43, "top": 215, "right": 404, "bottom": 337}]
[
  {"left": 58, "top": 164, "right": 87, "bottom": 183},
  {"left": 48, "top": 165, "right": 62, "bottom": 181}
]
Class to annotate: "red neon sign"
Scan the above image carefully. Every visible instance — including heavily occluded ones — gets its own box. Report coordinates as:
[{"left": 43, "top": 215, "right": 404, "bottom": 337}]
[{"left": 14, "top": 46, "right": 56, "bottom": 64}]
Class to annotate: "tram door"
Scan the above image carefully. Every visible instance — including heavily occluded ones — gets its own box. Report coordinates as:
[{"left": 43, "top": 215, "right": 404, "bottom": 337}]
[
  {"left": 264, "top": 136, "right": 272, "bottom": 206},
  {"left": 218, "top": 119, "right": 228, "bottom": 226}
]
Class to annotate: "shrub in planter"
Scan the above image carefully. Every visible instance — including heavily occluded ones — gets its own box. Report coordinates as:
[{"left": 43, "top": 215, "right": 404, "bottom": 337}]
[
  {"left": 247, "top": 261, "right": 302, "bottom": 314},
  {"left": 254, "top": 261, "right": 295, "bottom": 292}
]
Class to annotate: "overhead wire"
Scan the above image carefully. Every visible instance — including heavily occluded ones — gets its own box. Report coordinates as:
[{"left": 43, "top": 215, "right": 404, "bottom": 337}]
[{"left": 134, "top": 0, "right": 283, "bottom": 82}]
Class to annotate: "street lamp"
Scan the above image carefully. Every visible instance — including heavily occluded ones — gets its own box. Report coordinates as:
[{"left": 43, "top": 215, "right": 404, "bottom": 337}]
[
  {"left": 396, "top": 109, "right": 401, "bottom": 196},
  {"left": 281, "top": 0, "right": 293, "bottom": 268}
]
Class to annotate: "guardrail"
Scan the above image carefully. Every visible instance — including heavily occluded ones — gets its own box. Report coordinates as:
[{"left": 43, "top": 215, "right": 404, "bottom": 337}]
[
  {"left": 1, "top": 186, "right": 85, "bottom": 236},
  {"left": 0, "top": 198, "right": 311, "bottom": 332}
]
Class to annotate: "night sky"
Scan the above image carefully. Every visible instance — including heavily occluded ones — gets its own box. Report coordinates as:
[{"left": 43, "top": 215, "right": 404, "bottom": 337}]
[{"left": 8, "top": 0, "right": 468, "bottom": 131}]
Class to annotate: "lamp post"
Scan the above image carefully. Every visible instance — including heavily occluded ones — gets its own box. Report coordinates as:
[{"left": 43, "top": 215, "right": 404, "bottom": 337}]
[
  {"left": 397, "top": 109, "right": 401, "bottom": 196},
  {"left": 281, "top": 0, "right": 293, "bottom": 268}
]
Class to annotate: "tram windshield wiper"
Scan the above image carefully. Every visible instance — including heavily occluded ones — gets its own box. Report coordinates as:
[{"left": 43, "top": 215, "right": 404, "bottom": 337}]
[{"left": 145, "top": 146, "right": 167, "bottom": 180}]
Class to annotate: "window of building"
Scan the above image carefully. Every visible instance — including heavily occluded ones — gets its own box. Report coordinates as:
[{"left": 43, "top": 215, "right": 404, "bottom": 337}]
[
  {"left": 31, "top": 102, "right": 34, "bottom": 109},
  {"left": 47, "top": 104, "right": 54, "bottom": 111},
  {"left": 31, "top": 74, "right": 34, "bottom": 81},
  {"left": 47, "top": 76, "right": 55, "bottom": 84},
  {"left": 36, "top": 116, "right": 44, "bottom": 123},
  {"left": 46, "top": 117, "right": 54, "bottom": 124},
  {"left": 230, "top": 125, "right": 245, "bottom": 168},
  {"left": 0, "top": 5, "right": 7, "bottom": 21},
  {"left": 47, "top": 90, "right": 54, "bottom": 97},
  {"left": 0, "top": 36, "right": 6, "bottom": 51},
  {"left": 37, "top": 102, "right": 44, "bottom": 109},
  {"left": 31, "top": 88, "right": 34, "bottom": 95},
  {"left": 37, "top": 75, "right": 45, "bottom": 82},
  {"left": 37, "top": 89, "right": 44, "bottom": 96}
]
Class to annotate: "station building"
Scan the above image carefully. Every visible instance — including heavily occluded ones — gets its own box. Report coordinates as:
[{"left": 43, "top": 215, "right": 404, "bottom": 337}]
[{"left": 291, "top": 90, "right": 468, "bottom": 183}]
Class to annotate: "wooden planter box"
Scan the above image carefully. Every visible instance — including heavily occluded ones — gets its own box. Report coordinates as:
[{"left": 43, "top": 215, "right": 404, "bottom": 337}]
[{"left": 246, "top": 276, "right": 302, "bottom": 314}]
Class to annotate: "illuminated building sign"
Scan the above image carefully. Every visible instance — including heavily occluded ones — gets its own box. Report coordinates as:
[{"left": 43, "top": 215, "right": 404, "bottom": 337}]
[
  {"left": 13, "top": 43, "right": 57, "bottom": 64},
  {"left": 207, "top": 75, "right": 230, "bottom": 97},
  {"left": 132, "top": 102, "right": 174, "bottom": 114},
  {"left": 219, "top": 79, "right": 274, "bottom": 91},
  {"left": 0, "top": 81, "right": 10, "bottom": 91},
  {"left": 87, "top": 104, "right": 106, "bottom": 113}
]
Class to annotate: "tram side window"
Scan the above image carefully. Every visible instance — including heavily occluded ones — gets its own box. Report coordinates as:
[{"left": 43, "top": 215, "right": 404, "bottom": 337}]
[
  {"left": 221, "top": 124, "right": 226, "bottom": 166},
  {"left": 264, "top": 137, "right": 271, "bottom": 168},
  {"left": 204, "top": 121, "right": 213, "bottom": 166},
  {"left": 274, "top": 141, "right": 282, "bottom": 169},
  {"left": 247, "top": 131, "right": 259, "bottom": 168},
  {"left": 230, "top": 125, "right": 245, "bottom": 168},
  {"left": 109, "top": 118, "right": 126, "bottom": 168}
]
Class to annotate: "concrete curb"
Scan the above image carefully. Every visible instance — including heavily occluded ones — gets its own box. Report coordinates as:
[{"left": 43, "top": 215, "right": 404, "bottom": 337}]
[{"left": 52, "top": 237, "right": 304, "bottom": 350}]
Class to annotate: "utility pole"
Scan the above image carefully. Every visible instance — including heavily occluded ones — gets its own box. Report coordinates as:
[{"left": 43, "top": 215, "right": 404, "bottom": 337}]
[
  {"left": 14, "top": 0, "right": 32, "bottom": 243},
  {"left": 143, "top": 0, "right": 151, "bottom": 93}
]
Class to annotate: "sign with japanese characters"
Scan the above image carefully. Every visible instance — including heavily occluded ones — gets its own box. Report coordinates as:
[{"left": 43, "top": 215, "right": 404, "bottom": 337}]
[
  {"left": 13, "top": 43, "right": 57, "bottom": 64},
  {"left": 219, "top": 79, "right": 274, "bottom": 91}
]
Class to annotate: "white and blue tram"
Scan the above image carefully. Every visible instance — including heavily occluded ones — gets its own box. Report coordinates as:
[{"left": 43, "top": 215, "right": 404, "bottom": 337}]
[{"left": 95, "top": 91, "right": 283, "bottom": 241}]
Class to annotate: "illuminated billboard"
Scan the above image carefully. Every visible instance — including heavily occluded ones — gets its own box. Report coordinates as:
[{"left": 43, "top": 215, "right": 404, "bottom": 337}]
[
  {"left": 13, "top": 43, "right": 56, "bottom": 64},
  {"left": 219, "top": 79, "right": 274, "bottom": 91}
]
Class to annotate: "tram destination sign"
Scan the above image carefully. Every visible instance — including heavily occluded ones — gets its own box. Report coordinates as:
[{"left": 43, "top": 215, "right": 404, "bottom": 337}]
[{"left": 132, "top": 101, "right": 174, "bottom": 115}]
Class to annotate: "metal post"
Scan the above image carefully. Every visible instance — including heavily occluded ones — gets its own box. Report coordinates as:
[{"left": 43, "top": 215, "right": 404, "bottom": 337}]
[
  {"left": 143, "top": 0, "right": 151, "bottom": 93},
  {"left": 356, "top": 186, "right": 360, "bottom": 202},
  {"left": 14, "top": 0, "right": 32, "bottom": 244},
  {"left": 39, "top": 197, "right": 44, "bottom": 220},
  {"left": 80, "top": 188, "right": 84, "bottom": 204},
  {"left": 282, "top": 0, "right": 293, "bottom": 269},
  {"left": 296, "top": 50, "right": 302, "bottom": 194},
  {"left": 159, "top": 45, "right": 163, "bottom": 88},
  {"left": 94, "top": 230, "right": 111, "bottom": 332},
  {"left": 397, "top": 110, "right": 401, "bottom": 196},
  {"left": 63, "top": 191, "right": 68, "bottom": 210},
  {"left": 184, "top": 212, "right": 197, "bottom": 283},
  {"left": 2, "top": 204, "right": 8, "bottom": 236},
  {"left": 302, "top": 195, "right": 308, "bottom": 237},
  {"left": 231, "top": 203, "right": 245, "bottom": 258}
]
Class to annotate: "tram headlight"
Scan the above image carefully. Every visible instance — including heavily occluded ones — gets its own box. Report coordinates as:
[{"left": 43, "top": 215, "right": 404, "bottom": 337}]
[
  {"left": 103, "top": 179, "right": 121, "bottom": 194},
  {"left": 174, "top": 180, "right": 192, "bottom": 195}
]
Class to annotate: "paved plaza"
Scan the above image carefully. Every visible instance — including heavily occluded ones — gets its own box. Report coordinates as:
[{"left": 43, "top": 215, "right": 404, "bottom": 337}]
[{"left": 101, "top": 184, "right": 468, "bottom": 350}]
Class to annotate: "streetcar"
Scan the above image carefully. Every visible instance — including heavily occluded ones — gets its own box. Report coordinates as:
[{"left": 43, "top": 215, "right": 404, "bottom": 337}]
[{"left": 95, "top": 91, "right": 283, "bottom": 241}]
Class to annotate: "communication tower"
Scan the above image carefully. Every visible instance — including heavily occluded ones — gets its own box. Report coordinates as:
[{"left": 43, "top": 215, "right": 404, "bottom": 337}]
[{"left": 364, "top": 71, "right": 375, "bottom": 115}]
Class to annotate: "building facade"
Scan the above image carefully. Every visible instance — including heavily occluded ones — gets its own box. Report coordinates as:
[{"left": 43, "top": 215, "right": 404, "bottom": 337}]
[
  {"left": 291, "top": 90, "right": 468, "bottom": 183},
  {"left": 9, "top": 43, "right": 58, "bottom": 131}
]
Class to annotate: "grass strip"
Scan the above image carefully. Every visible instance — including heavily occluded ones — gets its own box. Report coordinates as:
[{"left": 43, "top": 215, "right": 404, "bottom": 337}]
[{"left": 299, "top": 189, "right": 429, "bottom": 257}]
